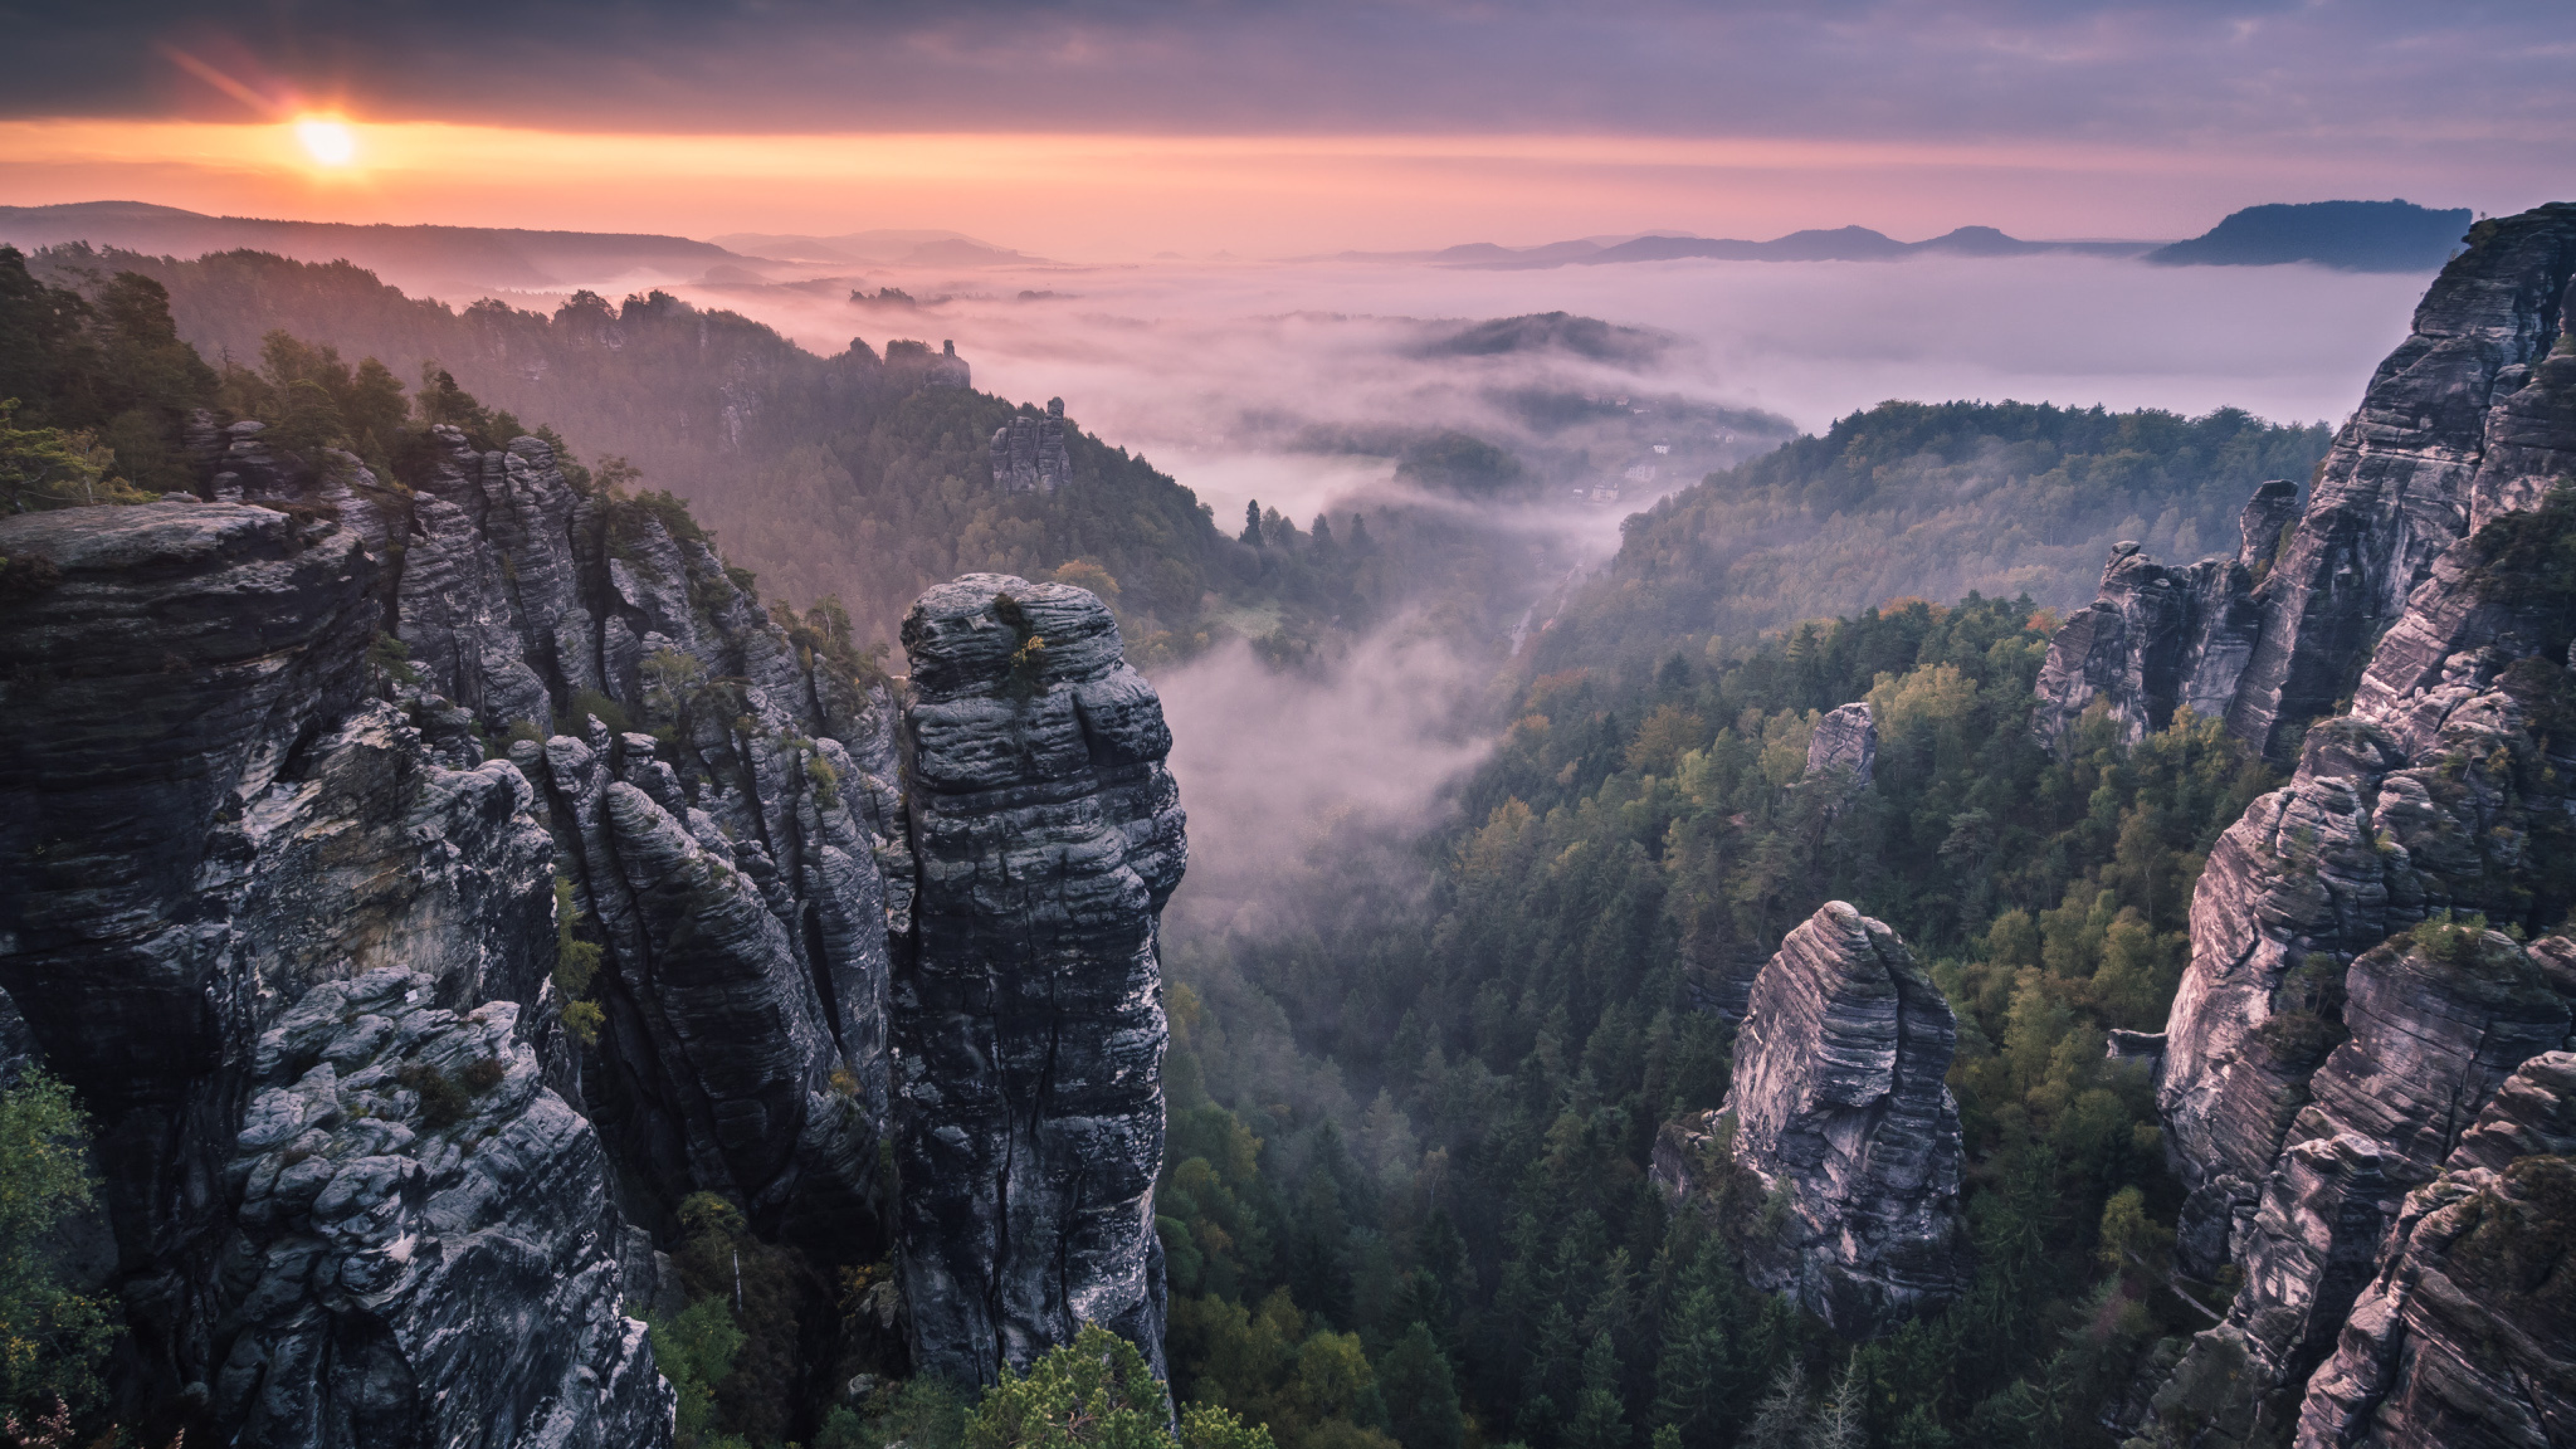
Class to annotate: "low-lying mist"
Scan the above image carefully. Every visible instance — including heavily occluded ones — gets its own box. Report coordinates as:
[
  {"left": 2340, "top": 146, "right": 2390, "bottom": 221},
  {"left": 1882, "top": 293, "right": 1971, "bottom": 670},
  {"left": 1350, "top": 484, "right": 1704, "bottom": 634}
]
[
  {"left": 702, "top": 255, "right": 2397, "bottom": 971},
  {"left": 674, "top": 253, "right": 2417, "bottom": 1120}
]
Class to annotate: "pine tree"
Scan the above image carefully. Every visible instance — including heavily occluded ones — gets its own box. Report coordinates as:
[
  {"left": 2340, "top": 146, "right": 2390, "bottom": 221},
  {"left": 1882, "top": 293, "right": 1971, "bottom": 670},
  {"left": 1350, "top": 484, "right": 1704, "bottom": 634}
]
[
  {"left": 1378, "top": 1323, "right": 1463, "bottom": 1449},
  {"left": 1564, "top": 1332, "right": 1630, "bottom": 1449},
  {"left": 1740, "top": 1367, "right": 1807, "bottom": 1449},
  {"left": 1649, "top": 1287, "right": 1725, "bottom": 1447},
  {"left": 1801, "top": 1363, "right": 1866, "bottom": 1449}
]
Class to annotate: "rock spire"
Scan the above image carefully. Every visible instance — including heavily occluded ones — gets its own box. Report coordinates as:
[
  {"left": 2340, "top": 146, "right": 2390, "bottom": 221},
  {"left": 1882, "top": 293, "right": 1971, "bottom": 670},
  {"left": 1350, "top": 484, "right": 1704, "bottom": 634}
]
[{"left": 891, "top": 573, "right": 1186, "bottom": 1384}]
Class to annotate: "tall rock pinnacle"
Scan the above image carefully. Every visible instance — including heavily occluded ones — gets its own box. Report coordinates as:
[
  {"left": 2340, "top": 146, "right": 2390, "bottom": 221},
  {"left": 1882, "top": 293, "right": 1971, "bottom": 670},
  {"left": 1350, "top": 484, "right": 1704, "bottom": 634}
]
[
  {"left": 1726, "top": 902, "right": 1967, "bottom": 1335},
  {"left": 891, "top": 573, "right": 1186, "bottom": 1384}
]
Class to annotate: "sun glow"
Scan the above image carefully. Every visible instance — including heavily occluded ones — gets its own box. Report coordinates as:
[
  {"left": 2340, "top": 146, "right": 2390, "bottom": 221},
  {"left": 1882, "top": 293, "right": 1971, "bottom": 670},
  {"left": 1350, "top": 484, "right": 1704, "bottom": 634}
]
[{"left": 294, "top": 116, "right": 358, "bottom": 168}]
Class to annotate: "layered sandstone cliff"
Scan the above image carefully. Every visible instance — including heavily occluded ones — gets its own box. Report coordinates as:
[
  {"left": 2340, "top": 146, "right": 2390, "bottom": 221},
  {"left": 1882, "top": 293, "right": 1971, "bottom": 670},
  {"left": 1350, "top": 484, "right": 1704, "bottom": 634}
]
[
  {"left": 0, "top": 417, "right": 1178, "bottom": 1439},
  {"left": 0, "top": 501, "right": 672, "bottom": 1446},
  {"left": 2083, "top": 202, "right": 2576, "bottom": 1449},
  {"left": 1712, "top": 902, "right": 1968, "bottom": 1334},
  {"left": 892, "top": 574, "right": 1184, "bottom": 1385}
]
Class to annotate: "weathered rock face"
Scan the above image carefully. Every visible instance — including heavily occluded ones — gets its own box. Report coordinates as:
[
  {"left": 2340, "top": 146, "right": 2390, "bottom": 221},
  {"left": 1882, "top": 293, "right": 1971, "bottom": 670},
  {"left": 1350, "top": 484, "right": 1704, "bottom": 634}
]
[
  {"left": 3, "top": 414, "right": 1184, "bottom": 1436},
  {"left": 2291, "top": 1152, "right": 2576, "bottom": 1448},
  {"left": 2123, "top": 202, "right": 2576, "bottom": 1449},
  {"left": 362, "top": 428, "right": 903, "bottom": 1235},
  {"left": 1721, "top": 902, "right": 1966, "bottom": 1334},
  {"left": 2146, "top": 928, "right": 2576, "bottom": 1443},
  {"left": 991, "top": 402, "right": 1072, "bottom": 495},
  {"left": 893, "top": 574, "right": 1183, "bottom": 1385},
  {"left": 2039, "top": 205, "right": 2576, "bottom": 766},
  {"left": 2031, "top": 501, "right": 2281, "bottom": 751},
  {"left": 219, "top": 969, "right": 669, "bottom": 1447},
  {"left": 2157, "top": 550, "right": 2576, "bottom": 1282},
  {"left": 0, "top": 495, "right": 672, "bottom": 1446},
  {"left": 2229, "top": 205, "right": 2576, "bottom": 761},
  {"left": 1802, "top": 700, "right": 1877, "bottom": 789}
]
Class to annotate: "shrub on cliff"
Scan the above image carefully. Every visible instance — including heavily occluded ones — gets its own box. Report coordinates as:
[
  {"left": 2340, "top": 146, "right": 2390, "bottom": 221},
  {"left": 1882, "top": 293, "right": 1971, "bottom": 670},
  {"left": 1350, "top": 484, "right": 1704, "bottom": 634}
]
[
  {"left": 966, "top": 1324, "right": 1273, "bottom": 1449},
  {"left": 0, "top": 1070, "right": 117, "bottom": 1421}
]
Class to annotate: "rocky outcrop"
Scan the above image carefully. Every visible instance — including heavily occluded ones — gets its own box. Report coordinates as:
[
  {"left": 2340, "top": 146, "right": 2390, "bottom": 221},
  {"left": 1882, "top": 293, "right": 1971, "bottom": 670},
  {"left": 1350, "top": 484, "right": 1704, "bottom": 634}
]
[
  {"left": 2037, "top": 205, "right": 2576, "bottom": 765},
  {"left": 892, "top": 574, "right": 1184, "bottom": 1385},
  {"left": 1720, "top": 902, "right": 1966, "bottom": 1334},
  {"left": 2, "top": 396, "right": 1184, "bottom": 1437},
  {"left": 2030, "top": 492, "right": 2283, "bottom": 751},
  {"left": 2227, "top": 205, "right": 2576, "bottom": 761},
  {"left": 2156, "top": 530, "right": 2576, "bottom": 1283},
  {"left": 1802, "top": 701, "right": 1876, "bottom": 789},
  {"left": 2291, "top": 1153, "right": 2576, "bottom": 1448},
  {"left": 219, "top": 968, "right": 669, "bottom": 1447},
  {"left": 2145, "top": 926, "right": 2576, "bottom": 1443},
  {"left": 0, "top": 495, "right": 670, "bottom": 1446},
  {"left": 371, "top": 427, "right": 904, "bottom": 1234},
  {"left": 2124, "top": 202, "right": 2576, "bottom": 1449},
  {"left": 991, "top": 400, "right": 1072, "bottom": 494}
]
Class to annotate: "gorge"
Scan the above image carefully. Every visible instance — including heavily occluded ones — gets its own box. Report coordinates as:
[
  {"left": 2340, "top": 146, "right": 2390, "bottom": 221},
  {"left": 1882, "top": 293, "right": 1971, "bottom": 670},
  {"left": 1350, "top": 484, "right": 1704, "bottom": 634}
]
[{"left": 1, "top": 199, "right": 2574, "bottom": 1449}]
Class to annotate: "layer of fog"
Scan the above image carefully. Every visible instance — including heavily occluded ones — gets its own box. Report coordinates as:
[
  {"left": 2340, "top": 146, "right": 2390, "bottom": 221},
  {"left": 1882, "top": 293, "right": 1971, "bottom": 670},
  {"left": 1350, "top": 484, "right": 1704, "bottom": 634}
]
[
  {"left": 686, "top": 253, "right": 2418, "bottom": 530},
  {"left": 684, "top": 253, "right": 2420, "bottom": 999}
]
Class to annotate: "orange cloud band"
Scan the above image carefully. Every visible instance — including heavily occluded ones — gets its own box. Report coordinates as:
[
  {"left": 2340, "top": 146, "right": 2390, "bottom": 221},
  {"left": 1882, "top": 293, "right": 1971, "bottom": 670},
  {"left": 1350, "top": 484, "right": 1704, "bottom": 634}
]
[{"left": 0, "top": 117, "right": 2543, "bottom": 259}]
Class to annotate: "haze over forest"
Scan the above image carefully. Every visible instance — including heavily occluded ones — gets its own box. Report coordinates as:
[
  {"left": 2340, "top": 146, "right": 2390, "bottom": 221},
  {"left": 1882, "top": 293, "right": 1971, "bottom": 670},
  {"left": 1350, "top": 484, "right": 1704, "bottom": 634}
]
[{"left": 4, "top": 7, "right": 2573, "bottom": 1449}]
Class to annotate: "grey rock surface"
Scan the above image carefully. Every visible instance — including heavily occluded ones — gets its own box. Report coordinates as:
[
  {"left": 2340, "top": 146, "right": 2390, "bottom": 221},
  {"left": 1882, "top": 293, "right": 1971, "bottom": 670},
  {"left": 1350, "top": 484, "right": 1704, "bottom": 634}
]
[
  {"left": 991, "top": 404, "right": 1072, "bottom": 494},
  {"left": 2031, "top": 532, "right": 2267, "bottom": 751},
  {"left": 2036, "top": 206, "right": 2576, "bottom": 766},
  {"left": 2289, "top": 1154, "right": 2576, "bottom": 1449},
  {"left": 0, "top": 493, "right": 671, "bottom": 1448},
  {"left": 2227, "top": 204, "right": 2576, "bottom": 762},
  {"left": 217, "top": 970, "right": 670, "bottom": 1448},
  {"left": 893, "top": 573, "right": 1184, "bottom": 1384},
  {"left": 2144, "top": 931, "right": 2575, "bottom": 1443},
  {"left": 1722, "top": 902, "right": 1966, "bottom": 1334},
  {"left": 2125, "top": 203, "right": 2576, "bottom": 1449},
  {"left": 1802, "top": 701, "right": 1876, "bottom": 790}
]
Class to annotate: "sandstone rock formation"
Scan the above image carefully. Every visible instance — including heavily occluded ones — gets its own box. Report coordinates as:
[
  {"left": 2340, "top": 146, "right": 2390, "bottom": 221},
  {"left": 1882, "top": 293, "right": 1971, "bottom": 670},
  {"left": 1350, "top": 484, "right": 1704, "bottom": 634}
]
[
  {"left": 2031, "top": 522, "right": 2274, "bottom": 751},
  {"left": 0, "top": 498, "right": 671, "bottom": 1445},
  {"left": 1720, "top": 902, "right": 1966, "bottom": 1334},
  {"left": 892, "top": 574, "right": 1185, "bottom": 1384},
  {"left": 2035, "top": 203, "right": 2576, "bottom": 765},
  {"left": 992, "top": 399, "right": 1073, "bottom": 494},
  {"left": 219, "top": 967, "right": 669, "bottom": 1446},
  {"left": 0, "top": 420, "right": 1182, "bottom": 1437},
  {"left": 2114, "top": 201, "right": 2576, "bottom": 1449},
  {"left": 1802, "top": 700, "right": 1877, "bottom": 789}
]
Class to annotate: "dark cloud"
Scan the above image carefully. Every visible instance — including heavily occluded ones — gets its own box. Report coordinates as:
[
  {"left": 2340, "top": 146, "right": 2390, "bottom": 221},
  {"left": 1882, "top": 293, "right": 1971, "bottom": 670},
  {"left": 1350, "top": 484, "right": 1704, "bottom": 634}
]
[{"left": 4, "top": 0, "right": 2567, "bottom": 152}]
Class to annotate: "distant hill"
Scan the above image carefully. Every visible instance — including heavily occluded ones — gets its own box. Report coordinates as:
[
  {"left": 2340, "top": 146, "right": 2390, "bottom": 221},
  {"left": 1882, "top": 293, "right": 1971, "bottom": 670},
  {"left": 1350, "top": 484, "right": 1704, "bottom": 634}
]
[
  {"left": 0, "top": 201, "right": 754, "bottom": 300},
  {"left": 2145, "top": 200, "right": 2471, "bottom": 272},
  {"left": 1434, "top": 225, "right": 2155, "bottom": 269},
  {"left": 709, "top": 229, "right": 1046, "bottom": 268}
]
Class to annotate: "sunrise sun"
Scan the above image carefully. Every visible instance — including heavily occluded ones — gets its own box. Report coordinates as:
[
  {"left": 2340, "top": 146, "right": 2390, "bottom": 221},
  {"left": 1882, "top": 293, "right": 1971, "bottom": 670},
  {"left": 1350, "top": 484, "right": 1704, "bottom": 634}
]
[{"left": 293, "top": 115, "right": 357, "bottom": 167}]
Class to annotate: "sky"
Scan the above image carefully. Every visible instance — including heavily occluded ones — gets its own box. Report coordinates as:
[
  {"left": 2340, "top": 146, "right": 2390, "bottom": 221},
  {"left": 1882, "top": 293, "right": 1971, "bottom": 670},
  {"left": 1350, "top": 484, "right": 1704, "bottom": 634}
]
[{"left": 3, "top": 2, "right": 2571, "bottom": 257}]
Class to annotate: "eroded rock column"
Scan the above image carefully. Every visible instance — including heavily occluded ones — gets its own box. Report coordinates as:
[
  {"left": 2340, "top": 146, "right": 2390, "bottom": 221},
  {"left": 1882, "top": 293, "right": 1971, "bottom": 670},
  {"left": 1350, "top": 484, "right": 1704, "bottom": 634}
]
[
  {"left": 1726, "top": 902, "right": 1968, "bottom": 1335},
  {"left": 892, "top": 574, "right": 1185, "bottom": 1384}
]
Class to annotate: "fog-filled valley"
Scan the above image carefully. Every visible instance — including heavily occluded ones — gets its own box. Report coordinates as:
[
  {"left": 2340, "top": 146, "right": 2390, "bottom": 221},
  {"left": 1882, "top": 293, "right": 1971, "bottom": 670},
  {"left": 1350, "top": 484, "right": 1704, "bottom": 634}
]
[{"left": 9, "top": 190, "right": 2576, "bottom": 1449}]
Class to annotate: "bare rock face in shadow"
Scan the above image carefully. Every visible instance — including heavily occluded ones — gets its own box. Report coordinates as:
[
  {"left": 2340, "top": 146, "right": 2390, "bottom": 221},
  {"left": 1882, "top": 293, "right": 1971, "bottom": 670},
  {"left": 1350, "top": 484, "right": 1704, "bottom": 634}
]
[
  {"left": 892, "top": 573, "right": 1186, "bottom": 1385},
  {"left": 0, "top": 500, "right": 671, "bottom": 1447}
]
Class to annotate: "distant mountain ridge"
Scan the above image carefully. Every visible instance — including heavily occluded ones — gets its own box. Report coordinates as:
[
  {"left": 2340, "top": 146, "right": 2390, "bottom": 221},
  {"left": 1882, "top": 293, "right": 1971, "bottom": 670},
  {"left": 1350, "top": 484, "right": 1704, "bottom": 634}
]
[
  {"left": 1353, "top": 201, "right": 2471, "bottom": 271},
  {"left": 2145, "top": 199, "right": 2472, "bottom": 272},
  {"left": 709, "top": 229, "right": 1046, "bottom": 268},
  {"left": 1381, "top": 223, "right": 2157, "bottom": 268},
  {"left": 0, "top": 200, "right": 750, "bottom": 298}
]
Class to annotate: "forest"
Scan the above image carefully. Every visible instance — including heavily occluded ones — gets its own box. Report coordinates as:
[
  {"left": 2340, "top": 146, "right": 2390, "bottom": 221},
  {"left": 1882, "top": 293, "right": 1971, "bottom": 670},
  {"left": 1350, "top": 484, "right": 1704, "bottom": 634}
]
[
  {"left": 1147, "top": 592, "right": 2279, "bottom": 1449},
  {"left": 1528, "top": 399, "right": 2331, "bottom": 680}
]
